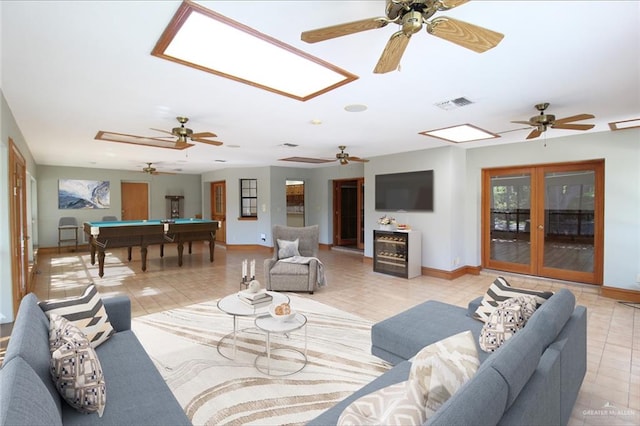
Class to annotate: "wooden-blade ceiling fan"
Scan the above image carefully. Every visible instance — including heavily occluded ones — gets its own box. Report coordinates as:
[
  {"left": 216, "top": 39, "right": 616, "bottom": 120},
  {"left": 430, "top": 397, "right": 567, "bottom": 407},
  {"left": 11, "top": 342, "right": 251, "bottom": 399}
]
[
  {"left": 511, "top": 103, "right": 595, "bottom": 140},
  {"left": 150, "top": 116, "right": 223, "bottom": 148},
  {"left": 96, "top": 116, "right": 222, "bottom": 150},
  {"left": 301, "top": 0, "right": 503, "bottom": 74},
  {"left": 335, "top": 146, "right": 369, "bottom": 165},
  {"left": 141, "top": 162, "right": 175, "bottom": 175}
]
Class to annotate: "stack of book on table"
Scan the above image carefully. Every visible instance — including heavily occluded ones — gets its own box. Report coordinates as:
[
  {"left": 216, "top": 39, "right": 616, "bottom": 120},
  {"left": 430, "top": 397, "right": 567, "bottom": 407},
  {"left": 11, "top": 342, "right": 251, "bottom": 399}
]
[{"left": 238, "top": 289, "right": 272, "bottom": 307}]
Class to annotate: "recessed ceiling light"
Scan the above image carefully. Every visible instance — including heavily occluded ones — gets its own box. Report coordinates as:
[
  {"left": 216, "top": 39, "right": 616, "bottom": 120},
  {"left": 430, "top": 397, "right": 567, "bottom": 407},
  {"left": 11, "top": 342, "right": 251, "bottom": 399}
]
[
  {"left": 609, "top": 118, "right": 640, "bottom": 131},
  {"left": 344, "top": 104, "right": 367, "bottom": 112},
  {"left": 310, "top": 119, "right": 322, "bottom": 125},
  {"left": 151, "top": 1, "right": 358, "bottom": 101},
  {"left": 419, "top": 124, "right": 500, "bottom": 143},
  {"left": 226, "top": 144, "right": 241, "bottom": 148}
]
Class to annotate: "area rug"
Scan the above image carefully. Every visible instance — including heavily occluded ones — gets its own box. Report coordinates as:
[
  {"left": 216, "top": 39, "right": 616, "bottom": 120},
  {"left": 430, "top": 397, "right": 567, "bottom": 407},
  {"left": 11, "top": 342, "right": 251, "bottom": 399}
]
[{"left": 132, "top": 294, "right": 391, "bottom": 425}]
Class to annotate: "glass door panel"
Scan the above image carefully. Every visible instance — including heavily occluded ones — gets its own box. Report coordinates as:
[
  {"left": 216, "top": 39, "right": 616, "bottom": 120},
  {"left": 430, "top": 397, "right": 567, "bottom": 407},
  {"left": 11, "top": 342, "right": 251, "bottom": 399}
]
[
  {"left": 542, "top": 170, "right": 595, "bottom": 272},
  {"left": 488, "top": 173, "right": 532, "bottom": 267}
]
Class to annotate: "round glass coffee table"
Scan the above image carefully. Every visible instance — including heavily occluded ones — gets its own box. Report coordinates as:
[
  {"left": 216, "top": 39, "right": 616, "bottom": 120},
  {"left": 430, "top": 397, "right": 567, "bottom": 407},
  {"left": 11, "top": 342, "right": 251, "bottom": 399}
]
[
  {"left": 216, "top": 291, "right": 289, "bottom": 360},
  {"left": 254, "top": 313, "right": 308, "bottom": 376}
]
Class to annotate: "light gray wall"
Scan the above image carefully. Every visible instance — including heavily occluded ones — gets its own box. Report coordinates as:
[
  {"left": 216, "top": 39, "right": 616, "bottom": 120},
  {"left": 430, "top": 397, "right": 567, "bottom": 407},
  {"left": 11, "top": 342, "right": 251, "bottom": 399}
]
[{"left": 36, "top": 165, "right": 202, "bottom": 247}]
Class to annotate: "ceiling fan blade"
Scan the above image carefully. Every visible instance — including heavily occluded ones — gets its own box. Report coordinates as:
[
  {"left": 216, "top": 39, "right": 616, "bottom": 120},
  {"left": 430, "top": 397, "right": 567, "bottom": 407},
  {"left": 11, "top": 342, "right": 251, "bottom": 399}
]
[
  {"left": 192, "top": 137, "right": 223, "bottom": 146},
  {"left": 349, "top": 157, "right": 369, "bottom": 163},
  {"left": 511, "top": 120, "right": 534, "bottom": 125},
  {"left": 553, "top": 114, "right": 595, "bottom": 124},
  {"left": 439, "top": 0, "right": 470, "bottom": 9},
  {"left": 374, "top": 31, "right": 411, "bottom": 74},
  {"left": 526, "top": 128, "right": 543, "bottom": 139},
  {"left": 191, "top": 131, "right": 218, "bottom": 138},
  {"left": 150, "top": 127, "right": 174, "bottom": 136},
  {"left": 301, "top": 17, "right": 389, "bottom": 43},
  {"left": 427, "top": 17, "right": 504, "bottom": 53},
  {"left": 551, "top": 123, "right": 595, "bottom": 131}
]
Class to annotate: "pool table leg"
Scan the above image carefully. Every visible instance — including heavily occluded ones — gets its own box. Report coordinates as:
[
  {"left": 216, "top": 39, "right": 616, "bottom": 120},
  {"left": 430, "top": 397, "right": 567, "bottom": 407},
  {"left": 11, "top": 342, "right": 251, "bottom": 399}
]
[
  {"left": 209, "top": 238, "right": 215, "bottom": 262},
  {"left": 177, "top": 243, "right": 184, "bottom": 267},
  {"left": 160, "top": 244, "right": 164, "bottom": 258},
  {"left": 90, "top": 244, "right": 96, "bottom": 265},
  {"left": 127, "top": 247, "right": 132, "bottom": 261},
  {"left": 141, "top": 245, "right": 148, "bottom": 271},
  {"left": 98, "top": 251, "right": 105, "bottom": 278}
]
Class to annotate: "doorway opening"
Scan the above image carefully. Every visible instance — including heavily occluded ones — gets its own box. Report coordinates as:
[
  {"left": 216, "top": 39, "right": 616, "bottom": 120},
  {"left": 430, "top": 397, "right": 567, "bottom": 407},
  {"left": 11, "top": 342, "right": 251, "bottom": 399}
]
[
  {"left": 286, "top": 180, "right": 305, "bottom": 227},
  {"left": 333, "top": 178, "right": 365, "bottom": 251}
]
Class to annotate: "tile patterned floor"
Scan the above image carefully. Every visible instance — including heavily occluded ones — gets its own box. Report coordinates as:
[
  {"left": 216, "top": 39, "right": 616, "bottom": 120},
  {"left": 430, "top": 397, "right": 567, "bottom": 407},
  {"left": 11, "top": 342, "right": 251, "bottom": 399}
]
[{"left": 11, "top": 243, "right": 640, "bottom": 425}]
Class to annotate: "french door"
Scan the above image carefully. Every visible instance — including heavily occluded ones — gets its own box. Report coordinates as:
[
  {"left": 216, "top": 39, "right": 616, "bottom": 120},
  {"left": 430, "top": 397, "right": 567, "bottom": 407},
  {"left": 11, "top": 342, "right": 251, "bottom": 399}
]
[
  {"left": 210, "top": 181, "right": 226, "bottom": 244},
  {"left": 482, "top": 160, "right": 604, "bottom": 284}
]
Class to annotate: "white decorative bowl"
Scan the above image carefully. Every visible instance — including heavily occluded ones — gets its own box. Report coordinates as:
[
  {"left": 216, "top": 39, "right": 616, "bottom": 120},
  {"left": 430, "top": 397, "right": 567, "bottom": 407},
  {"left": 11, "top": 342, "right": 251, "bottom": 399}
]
[{"left": 269, "top": 303, "right": 296, "bottom": 322}]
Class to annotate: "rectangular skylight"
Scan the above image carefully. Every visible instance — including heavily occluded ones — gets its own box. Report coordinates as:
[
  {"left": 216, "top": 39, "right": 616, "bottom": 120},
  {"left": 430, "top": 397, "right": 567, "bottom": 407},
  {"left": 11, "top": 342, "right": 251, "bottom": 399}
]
[
  {"left": 608, "top": 118, "right": 640, "bottom": 131},
  {"left": 152, "top": 1, "right": 358, "bottom": 101},
  {"left": 419, "top": 124, "right": 500, "bottom": 143}
]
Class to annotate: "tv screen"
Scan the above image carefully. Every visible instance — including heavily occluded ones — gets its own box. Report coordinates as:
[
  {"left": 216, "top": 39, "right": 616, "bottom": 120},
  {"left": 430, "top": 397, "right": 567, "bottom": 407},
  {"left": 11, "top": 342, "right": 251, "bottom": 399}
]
[{"left": 375, "top": 170, "right": 434, "bottom": 212}]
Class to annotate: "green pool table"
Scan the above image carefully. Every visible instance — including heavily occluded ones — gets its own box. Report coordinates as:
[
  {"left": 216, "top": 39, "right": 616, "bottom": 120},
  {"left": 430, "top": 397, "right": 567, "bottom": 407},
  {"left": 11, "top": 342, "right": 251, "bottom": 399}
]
[{"left": 83, "top": 219, "right": 219, "bottom": 277}]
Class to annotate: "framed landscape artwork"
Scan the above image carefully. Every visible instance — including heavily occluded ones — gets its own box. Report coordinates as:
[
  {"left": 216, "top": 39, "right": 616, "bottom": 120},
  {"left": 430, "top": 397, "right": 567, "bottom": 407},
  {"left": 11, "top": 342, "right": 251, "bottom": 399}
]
[{"left": 58, "top": 179, "right": 110, "bottom": 209}]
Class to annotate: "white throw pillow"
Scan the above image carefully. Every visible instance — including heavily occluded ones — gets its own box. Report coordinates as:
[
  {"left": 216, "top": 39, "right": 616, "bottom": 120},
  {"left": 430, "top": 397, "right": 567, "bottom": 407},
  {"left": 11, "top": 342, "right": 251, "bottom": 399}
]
[
  {"left": 410, "top": 330, "right": 480, "bottom": 418},
  {"left": 277, "top": 238, "right": 300, "bottom": 259},
  {"left": 337, "top": 379, "right": 425, "bottom": 426}
]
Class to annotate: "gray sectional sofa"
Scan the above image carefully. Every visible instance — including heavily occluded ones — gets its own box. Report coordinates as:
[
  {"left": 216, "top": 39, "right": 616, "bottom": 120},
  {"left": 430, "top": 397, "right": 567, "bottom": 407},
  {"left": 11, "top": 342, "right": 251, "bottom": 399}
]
[
  {"left": 308, "top": 288, "right": 587, "bottom": 426},
  {"left": 0, "top": 293, "right": 191, "bottom": 426}
]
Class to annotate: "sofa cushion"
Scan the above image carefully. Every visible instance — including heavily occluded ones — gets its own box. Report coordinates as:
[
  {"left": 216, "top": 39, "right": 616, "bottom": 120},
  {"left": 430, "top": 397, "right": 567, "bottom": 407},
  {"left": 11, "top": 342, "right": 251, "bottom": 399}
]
[
  {"left": 371, "top": 300, "right": 486, "bottom": 365},
  {"left": 524, "top": 288, "right": 576, "bottom": 349},
  {"left": 479, "top": 296, "right": 537, "bottom": 352},
  {"left": 62, "top": 330, "right": 191, "bottom": 425},
  {"left": 49, "top": 314, "right": 106, "bottom": 417},
  {"left": 473, "top": 277, "right": 554, "bottom": 323},
  {"left": 270, "top": 260, "right": 309, "bottom": 275},
  {"left": 0, "top": 356, "right": 63, "bottom": 426},
  {"left": 307, "top": 361, "right": 412, "bottom": 426},
  {"left": 337, "top": 380, "right": 425, "bottom": 426},
  {"left": 277, "top": 238, "right": 300, "bottom": 259},
  {"left": 410, "top": 330, "right": 480, "bottom": 417},
  {"left": 39, "top": 284, "right": 115, "bottom": 348},
  {"left": 3, "top": 293, "right": 62, "bottom": 416}
]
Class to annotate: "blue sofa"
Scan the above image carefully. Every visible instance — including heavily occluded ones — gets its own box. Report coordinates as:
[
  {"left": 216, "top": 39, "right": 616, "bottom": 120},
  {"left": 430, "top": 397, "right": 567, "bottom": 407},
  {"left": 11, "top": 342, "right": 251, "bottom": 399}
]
[
  {"left": 308, "top": 288, "right": 587, "bottom": 426},
  {"left": 0, "top": 293, "right": 191, "bottom": 426}
]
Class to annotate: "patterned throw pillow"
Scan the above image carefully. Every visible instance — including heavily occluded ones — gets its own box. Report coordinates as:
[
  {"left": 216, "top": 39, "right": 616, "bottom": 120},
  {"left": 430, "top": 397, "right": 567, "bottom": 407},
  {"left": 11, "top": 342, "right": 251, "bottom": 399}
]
[
  {"left": 337, "top": 379, "right": 425, "bottom": 426},
  {"left": 277, "top": 238, "right": 300, "bottom": 259},
  {"left": 409, "top": 330, "right": 480, "bottom": 418},
  {"left": 39, "top": 284, "right": 115, "bottom": 348},
  {"left": 478, "top": 296, "right": 537, "bottom": 352},
  {"left": 49, "top": 314, "right": 106, "bottom": 417},
  {"left": 473, "top": 276, "right": 554, "bottom": 323}
]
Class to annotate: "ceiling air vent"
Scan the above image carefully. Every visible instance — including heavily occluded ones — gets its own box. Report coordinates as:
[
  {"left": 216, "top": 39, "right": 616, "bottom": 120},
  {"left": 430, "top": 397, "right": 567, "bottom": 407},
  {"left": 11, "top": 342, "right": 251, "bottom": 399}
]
[
  {"left": 281, "top": 143, "right": 299, "bottom": 148},
  {"left": 434, "top": 97, "right": 474, "bottom": 111}
]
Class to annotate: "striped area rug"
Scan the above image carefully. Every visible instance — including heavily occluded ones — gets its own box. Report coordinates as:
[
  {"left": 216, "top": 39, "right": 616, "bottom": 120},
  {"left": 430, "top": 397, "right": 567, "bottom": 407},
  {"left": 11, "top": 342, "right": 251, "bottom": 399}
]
[{"left": 132, "top": 294, "right": 390, "bottom": 425}]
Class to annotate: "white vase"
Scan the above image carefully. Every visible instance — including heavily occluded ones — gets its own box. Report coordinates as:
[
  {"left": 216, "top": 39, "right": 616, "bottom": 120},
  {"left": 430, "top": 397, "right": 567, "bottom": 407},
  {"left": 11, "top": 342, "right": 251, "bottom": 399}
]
[{"left": 379, "top": 224, "right": 395, "bottom": 231}]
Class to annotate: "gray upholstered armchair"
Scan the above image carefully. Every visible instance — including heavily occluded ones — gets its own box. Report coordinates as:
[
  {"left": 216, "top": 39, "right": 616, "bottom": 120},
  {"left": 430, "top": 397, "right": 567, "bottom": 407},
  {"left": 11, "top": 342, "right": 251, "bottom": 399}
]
[{"left": 263, "top": 225, "right": 320, "bottom": 294}]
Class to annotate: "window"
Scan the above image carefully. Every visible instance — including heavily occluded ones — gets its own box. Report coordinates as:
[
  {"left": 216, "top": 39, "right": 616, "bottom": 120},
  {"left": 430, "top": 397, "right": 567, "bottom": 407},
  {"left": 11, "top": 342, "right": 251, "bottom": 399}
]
[{"left": 240, "top": 179, "right": 257, "bottom": 218}]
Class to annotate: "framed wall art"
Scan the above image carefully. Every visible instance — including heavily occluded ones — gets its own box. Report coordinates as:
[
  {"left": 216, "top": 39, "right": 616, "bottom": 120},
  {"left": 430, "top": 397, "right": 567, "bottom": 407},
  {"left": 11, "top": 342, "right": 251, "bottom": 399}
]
[{"left": 58, "top": 179, "right": 110, "bottom": 209}]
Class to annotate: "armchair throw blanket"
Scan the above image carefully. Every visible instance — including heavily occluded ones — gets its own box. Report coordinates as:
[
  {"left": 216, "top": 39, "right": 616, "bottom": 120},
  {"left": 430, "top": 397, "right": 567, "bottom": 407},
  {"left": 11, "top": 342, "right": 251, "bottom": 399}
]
[{"left": 279, "top": 256, "right": 327, "bottom": 287}]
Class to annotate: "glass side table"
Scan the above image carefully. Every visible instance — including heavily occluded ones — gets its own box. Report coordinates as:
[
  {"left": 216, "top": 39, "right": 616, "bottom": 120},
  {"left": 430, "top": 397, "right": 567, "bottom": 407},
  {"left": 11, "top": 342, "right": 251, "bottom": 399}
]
[
  {"left": 216, "top": 291, "right": 289, "bottom": 360},
  {"left": 254, "top": 313, "right": 308, "bottom": 376}
]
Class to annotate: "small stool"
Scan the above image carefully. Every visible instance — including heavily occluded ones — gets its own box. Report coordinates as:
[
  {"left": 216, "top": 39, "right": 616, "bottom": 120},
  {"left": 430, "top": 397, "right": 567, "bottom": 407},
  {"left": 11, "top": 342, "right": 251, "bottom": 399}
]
[{"left": 58, "top": 217, "right": 78, "bottom": 253}]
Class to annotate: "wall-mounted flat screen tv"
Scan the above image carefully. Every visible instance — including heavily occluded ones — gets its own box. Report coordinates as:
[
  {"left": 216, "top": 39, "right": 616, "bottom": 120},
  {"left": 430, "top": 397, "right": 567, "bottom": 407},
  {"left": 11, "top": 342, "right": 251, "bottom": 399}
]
[{"left": 375, "top": 170, "right": 434, "bottom": 212}]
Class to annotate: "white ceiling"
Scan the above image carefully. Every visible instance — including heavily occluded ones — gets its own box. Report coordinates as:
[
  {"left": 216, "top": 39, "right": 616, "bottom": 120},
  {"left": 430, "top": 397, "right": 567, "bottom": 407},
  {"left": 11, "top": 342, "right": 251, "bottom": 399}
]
[{"left": 2, "top": 1, "right": 639, "bottom": 175}]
